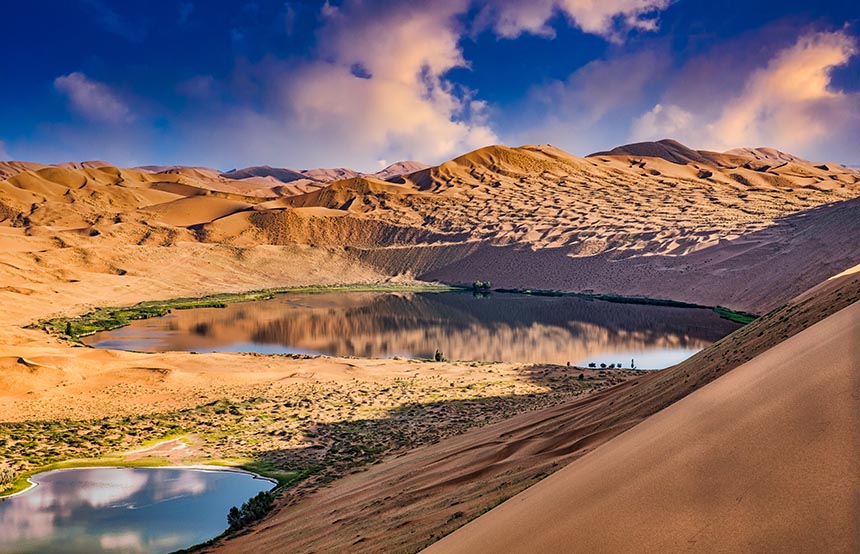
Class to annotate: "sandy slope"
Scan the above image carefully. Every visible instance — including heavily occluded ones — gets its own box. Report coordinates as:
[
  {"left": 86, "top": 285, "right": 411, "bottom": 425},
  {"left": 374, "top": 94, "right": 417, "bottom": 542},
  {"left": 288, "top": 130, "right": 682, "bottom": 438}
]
[
  {"left": 210, "top": 265, "right": 860, "bottom": 553},
  {"left": 2, "top": 140, "right": 858, "bottom": 312},
  {"left": 0, "top": 140, "right": 857, "bottom": 552},
  {"left": 426, "top": 300, "right": 860, "bottom": 554}
]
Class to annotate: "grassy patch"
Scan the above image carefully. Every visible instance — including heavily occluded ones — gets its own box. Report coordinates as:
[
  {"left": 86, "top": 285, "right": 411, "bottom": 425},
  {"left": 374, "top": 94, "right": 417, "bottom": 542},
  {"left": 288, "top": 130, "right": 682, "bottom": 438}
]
[
  {"left": 713, "top": 306, "right": 758, "bottom": 324},
  {"left": 33, "top": 283, "right": 465, "bottom": 342}
]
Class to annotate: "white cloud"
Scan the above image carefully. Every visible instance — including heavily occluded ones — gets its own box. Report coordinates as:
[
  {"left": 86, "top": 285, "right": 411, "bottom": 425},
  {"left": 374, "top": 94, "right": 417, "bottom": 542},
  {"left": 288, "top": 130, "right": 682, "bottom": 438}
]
[
  {"left": 631, "top": 30, "right": 860, "bottom": 160},
  {"left": 631, "top": 103, "right": 693, "bottom": 141},
  {"left": 54, "top": 72, "right": 132, "bottom": 123},
  {"left": 177, "top": 0, "right": 678, "bottom": 169},
  {"left": 710, "top": 30, "right": 858, "bottom": 152},
  {"left": 0, "top": 140, "right": 9, "bottom": 160},
  {"left": 183, "top": 0, "right": 496, "bottom": 170},
  {"left": 476, "top": 0, "right": 671, "bottom": 41}
]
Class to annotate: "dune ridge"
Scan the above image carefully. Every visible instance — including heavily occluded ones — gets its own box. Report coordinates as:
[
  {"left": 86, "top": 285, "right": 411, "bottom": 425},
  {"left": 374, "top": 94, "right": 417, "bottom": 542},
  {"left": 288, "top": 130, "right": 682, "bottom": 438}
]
[{"left": 4, "top": 140, "right": 856, "bottom": 312}]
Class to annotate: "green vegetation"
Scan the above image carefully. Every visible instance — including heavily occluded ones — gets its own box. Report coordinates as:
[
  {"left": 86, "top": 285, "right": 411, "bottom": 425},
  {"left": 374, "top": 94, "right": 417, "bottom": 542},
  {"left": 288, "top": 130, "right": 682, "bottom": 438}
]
[
  {"left": 713, "top": 306, "right": 758, "bottom": 325},
  {"left": 33, "top": 283, "right": 465, "bottom": 343},
  {"left": 235, "top": 460, "right": 315, "bottom": 489},
  {"left": 227, "top": 491, "right": 275, "bottom": 530},
  {"left": 472, "top": 280, "right": 492, "bottom": 291},
  {"left": 0, "top": 467, "right": 16, "bottom": 490},
  {"left": 493, "top": 287, "right": 759, "bottom": 324}
]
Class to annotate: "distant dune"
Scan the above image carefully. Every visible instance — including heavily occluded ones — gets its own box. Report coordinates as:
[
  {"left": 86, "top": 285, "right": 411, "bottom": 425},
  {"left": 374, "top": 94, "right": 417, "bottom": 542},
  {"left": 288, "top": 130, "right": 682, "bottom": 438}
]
[
  {"left": 1, "top": 140, "right": 858, "bottom": 312},
  {"left": 223, "top": 160, "right": 429, "bottom": 185},
  {"left": 220, "top": 165, "right": 309, "bottom": 183},
  {"left": 588, "top": 138, "right": 732, "bottom": 166}
]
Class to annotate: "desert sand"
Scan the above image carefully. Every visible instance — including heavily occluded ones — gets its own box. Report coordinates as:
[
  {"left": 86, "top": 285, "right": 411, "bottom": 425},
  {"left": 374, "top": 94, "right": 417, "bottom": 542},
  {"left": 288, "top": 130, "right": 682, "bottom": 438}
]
[
  {"left": 0, "top": 140, "right": 858, "bottom": 552},
  {"left": 426, "top": 297, "right": 860, "bottom": 554},
  {"left": 209, "top": 261, "right": 860, "bottom": 554}
]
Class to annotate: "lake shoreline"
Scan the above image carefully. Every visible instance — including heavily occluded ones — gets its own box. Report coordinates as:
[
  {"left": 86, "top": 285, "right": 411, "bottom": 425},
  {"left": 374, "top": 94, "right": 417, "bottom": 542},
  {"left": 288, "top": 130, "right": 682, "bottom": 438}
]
[
  {"left": 34, "top": 281, "right": 756, "bottom": 347},
  {"left": 0, "top": 461, "right": 277, "bottom": 501}
]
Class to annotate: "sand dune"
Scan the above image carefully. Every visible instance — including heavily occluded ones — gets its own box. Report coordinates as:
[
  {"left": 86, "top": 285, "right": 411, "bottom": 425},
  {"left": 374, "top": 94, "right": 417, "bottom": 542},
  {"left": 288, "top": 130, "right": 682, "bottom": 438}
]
[
  {"left": 589, "top": 138, "right": 737, "bottom": 166},
  {"left": 142, "top": 196, "right": 252, "bottom": 227},
  {"left": 221, "top": 160, "right": 428, "bottom": 187},
  {"left": 0, "top": 139, "right": 858, "bottom": 552},
  {"left": 210, "top": 265, "right": 860, "bottom": 554},
  {"left": 426, "top": 300, "right": 860, "bottom": 554},
  {"left": 221, "top": 165, "right": 310, "bottom": 183},
  {"left": 1, "top": 139, "right": 858, "bottom": 313}
]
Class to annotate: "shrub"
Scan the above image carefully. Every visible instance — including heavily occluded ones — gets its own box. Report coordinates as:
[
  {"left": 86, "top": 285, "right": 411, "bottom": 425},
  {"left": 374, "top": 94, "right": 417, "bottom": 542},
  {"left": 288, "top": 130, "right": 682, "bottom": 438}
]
[
  {"left": 472, "top": 280, "right": 492, "bottom": 291},
  {"left": 588, "top": 362, "right": 597, "bottom": 368},
  {"left": 227, "top": 491, "right": 274, "bottom": 530},
  {"left": 434, "top": 349, "right": 446, "bottom": 362},
  {"left": 0, "top": 467, "right": 16, "bottom": 488}
]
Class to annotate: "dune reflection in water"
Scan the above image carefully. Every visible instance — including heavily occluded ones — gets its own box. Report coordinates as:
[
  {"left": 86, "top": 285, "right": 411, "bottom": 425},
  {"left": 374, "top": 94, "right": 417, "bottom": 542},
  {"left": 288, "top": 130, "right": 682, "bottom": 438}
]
[{"left": 83, "top": 292, "right": 741, "bottom": 369}]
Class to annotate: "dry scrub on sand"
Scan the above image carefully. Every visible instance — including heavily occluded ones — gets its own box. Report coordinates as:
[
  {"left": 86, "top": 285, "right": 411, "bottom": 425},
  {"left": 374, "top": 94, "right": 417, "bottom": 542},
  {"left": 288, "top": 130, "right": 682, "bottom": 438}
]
[{"left": 0, "top": 357, "right": 639, "bottom": 497}]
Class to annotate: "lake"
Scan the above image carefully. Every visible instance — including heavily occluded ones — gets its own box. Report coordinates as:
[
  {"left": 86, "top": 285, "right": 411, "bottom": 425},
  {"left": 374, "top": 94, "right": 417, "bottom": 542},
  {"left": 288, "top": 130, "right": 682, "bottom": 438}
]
[
  {"left": 0, "top": 467, "right": 273, "bottom": 554},
  {"left": 82, "top": 291, "right": 741, "bottom": 369}
]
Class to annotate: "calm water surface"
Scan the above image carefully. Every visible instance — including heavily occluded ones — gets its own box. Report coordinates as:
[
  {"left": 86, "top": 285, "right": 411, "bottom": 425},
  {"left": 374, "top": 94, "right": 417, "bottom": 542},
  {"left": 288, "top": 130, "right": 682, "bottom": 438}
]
[
  {"left": 83, "top": 292, "right": 741, "bottom": 369},
  {"left": 0, "top": 467, "right": 272, "bottom": 554}
]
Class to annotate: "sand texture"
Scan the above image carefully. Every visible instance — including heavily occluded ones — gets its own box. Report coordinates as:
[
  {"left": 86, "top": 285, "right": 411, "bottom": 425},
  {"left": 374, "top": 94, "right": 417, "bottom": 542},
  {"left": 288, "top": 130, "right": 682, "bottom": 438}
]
[
  {"left": 426, "top": 300, "right": 860, "bottom": 554},
  {"left": 1, "top": 140, "right": 858, "bottom": 552}
]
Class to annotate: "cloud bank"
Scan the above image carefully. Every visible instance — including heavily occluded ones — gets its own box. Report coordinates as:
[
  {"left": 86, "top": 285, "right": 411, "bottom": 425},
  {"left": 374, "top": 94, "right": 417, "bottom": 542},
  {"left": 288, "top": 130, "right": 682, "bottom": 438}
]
[{"left": 632, "top": 30, "right": 860, "bottom": 161}]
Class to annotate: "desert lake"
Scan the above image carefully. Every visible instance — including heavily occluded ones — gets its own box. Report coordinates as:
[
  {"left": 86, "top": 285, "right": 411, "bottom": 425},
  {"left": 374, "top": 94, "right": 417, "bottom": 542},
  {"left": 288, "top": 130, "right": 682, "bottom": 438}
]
[
  {"left": 0, "top": 467, "right": 273, "bottom": 554},
  {"left": 82, "top": 292, "right": 741, "bottom": 369}
]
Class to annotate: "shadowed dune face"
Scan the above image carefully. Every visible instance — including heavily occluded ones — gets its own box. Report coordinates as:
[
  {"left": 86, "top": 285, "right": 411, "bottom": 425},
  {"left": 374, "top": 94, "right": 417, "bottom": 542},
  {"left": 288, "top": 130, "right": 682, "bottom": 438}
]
[
  {"left": 81, "top": 291, "right": 739, "bottom": 366},
  {"left": 426, "top": 298, "right": 860, "bottom": 554}
]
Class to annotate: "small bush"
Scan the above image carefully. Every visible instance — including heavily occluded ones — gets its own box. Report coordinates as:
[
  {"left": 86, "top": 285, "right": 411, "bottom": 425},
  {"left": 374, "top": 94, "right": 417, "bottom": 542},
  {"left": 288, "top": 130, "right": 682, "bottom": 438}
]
[
  {"left": 434, "top": 349, "right": 446, "bottom": 362},
  {"left": 0, "top": 467, "right": 17, "bottom": 488},
  {"left": 227, "top": 491, "right": 274, "bottom": 531},
  {"left": 472, "top": 280, "right": 492, "bottom": 291}
]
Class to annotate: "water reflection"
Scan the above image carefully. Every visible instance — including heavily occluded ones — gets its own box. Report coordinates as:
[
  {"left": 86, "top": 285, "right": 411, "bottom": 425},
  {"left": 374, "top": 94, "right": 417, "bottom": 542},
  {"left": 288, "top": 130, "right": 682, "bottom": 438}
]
[
  {"left": 83, "top": 292, "right": 741, "bottom": 369},
  {"left": 0, "top": 468, "right": 272, "bottom": 554}
]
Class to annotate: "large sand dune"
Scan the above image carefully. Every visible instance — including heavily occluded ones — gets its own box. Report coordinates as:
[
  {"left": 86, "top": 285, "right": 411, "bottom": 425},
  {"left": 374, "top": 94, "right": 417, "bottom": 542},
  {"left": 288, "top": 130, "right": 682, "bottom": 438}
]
[
  {"left": 210, "top": 260, "right": 860, "bottom": 554},
  {"left": 427, "top": 296, "right": 860, "bottom": 554},
  {"left": 2, "top": 140, "right": 858, "bottom": 311},
  {"left": 0, "top": 140, "right": 858, "bottom": 552}
]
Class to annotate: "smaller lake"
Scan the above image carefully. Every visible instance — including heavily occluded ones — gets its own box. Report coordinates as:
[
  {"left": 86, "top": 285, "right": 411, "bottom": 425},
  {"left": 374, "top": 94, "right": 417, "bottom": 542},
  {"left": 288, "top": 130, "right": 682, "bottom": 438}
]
[
  {"left": 0, "top": 467, "right": 273, "bottom": 554},
  {"left": 82, "top": 292, "right": 741, "bottom": 369}
]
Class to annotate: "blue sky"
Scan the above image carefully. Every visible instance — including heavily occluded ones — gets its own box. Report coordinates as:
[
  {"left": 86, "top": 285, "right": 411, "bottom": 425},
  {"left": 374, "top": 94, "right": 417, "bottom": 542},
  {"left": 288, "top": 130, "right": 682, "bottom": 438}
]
[{"left": 1, "top": 0, "right": 858, "bottom": 170}]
